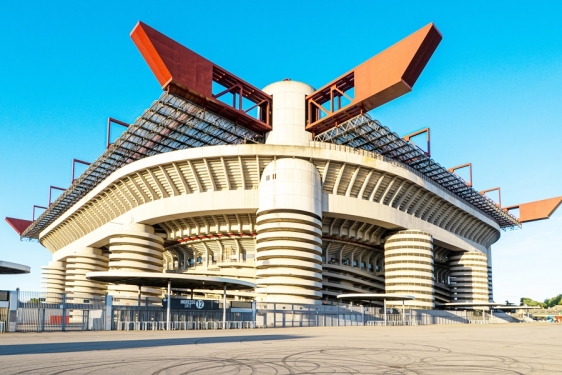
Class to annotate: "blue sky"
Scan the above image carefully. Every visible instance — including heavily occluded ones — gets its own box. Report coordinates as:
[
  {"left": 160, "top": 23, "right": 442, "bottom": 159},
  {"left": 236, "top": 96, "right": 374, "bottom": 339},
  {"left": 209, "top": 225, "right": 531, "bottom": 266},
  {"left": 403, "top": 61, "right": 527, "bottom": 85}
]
[{"left": 1, "top": 1, "right": 560, "bottom": 304}]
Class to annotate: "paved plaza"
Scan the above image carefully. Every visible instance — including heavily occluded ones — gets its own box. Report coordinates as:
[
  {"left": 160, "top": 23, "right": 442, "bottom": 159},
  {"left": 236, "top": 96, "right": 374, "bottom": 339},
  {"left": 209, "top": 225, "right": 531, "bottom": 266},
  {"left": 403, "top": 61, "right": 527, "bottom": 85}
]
[{"left": 0, "top": 324, "right": 561, "bottom": 374}]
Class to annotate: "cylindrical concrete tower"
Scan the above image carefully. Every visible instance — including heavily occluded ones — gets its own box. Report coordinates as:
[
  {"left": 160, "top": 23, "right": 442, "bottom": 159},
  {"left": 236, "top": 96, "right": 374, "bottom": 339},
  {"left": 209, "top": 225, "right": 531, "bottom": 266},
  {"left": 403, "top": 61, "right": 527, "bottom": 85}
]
[
  {"left": 255, "top": 80, "right": 323, "bottom": 304},
  {"left": 255, "top": 158, "right": 323, "bottom": 304},
  {"left": 41, "top": 260, "right": 66, "bottom": 295},
  {"left": 107, "top": 224, "right": 164, "bottom": 305},
  {"left": 449, "top": 251, "right": 489, "bottom": 303},
  {"left": 65, "top": 247, "right": 108, "bottom": 298},
  {"left": 262, "top": 80, "right": 315, "bottom": 147},
  {"left": 384, "top": 230, "right": 434, "bottom": 309}
]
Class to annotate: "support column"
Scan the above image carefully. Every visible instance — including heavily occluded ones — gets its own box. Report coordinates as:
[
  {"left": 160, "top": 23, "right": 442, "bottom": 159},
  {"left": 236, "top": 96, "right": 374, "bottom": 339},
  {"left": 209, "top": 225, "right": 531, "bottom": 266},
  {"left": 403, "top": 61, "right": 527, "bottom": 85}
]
[
  {"left": 384, "top": 230, "right": 434, "bottom": 310},
  {"left": 255, "top": 158, "right": 323, "bottom": 304},
  {"left": 41, "top": 260, "right": 66, "bottom": 296},
  {"left": 449, "top": 251, "right": 489, "bottom": 303},
  {"left": 65, "top": 247, "right": 108, "bottom": 300},
  {"left": 107, "top": 223, "right": 165, "bottom": 305}
]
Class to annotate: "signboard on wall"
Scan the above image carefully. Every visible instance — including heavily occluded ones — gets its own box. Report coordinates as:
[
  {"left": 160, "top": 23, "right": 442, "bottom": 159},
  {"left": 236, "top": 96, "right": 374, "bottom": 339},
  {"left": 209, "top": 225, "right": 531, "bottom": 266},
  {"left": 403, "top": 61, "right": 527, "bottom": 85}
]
[{"left": 162, "top": 298, "right": 220, "bottom": 310}]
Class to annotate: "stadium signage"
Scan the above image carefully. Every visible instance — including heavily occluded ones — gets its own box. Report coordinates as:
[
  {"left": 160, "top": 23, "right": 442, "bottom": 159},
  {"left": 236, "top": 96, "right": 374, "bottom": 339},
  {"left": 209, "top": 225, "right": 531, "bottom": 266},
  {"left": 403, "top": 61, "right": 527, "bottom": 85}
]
[{"left": 162, "top": 298, "right": 220, "bottom": 310}]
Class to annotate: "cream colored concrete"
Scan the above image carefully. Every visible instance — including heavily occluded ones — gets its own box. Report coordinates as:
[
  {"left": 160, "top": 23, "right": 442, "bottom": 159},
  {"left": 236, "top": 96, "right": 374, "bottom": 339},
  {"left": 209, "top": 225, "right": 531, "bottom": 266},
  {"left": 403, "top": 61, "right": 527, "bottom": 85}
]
[
  {"left": 64, "top": 247, "right": 108, "bottom": 297},
  {"left": 449, "top": 251, "right": 490, "bottom": 303},
  {"left": 40, "top": 145, "right": 499, "bottom": 253},
  {"left": 263, "top": 80, "right": 315, "bottom": 147},
  {"left": 256, "top": 158, "right": 323, "bottom": 304},
  {"left": 41, "top": 260, "right": 66, "bottom": 295},
  {"left": 34, "top": 86, "right": 508, "bottom": 307},
  {"left": 106, "top": 224, "right": 165, "bottom": 305},
  {"left": 384, "top": 230, "right": 434, "bottom": 309}
]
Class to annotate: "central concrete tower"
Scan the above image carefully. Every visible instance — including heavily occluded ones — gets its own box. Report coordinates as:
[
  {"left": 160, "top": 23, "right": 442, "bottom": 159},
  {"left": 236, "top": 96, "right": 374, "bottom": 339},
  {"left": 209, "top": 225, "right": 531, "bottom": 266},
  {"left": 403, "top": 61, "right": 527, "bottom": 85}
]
[{"left": 255, "top": 81, "right": 323, "bottom": 304}]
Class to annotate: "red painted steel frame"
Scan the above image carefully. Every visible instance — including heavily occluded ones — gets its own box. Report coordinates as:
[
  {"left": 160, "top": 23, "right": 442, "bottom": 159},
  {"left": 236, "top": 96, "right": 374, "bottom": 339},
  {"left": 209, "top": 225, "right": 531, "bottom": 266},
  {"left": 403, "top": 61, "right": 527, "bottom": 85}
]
[
  {"left": 48, "top": 186, "right": 66, "bottom": 206},
  {"left": 306, "top": 23, "right": 442, "bottom": 135},
  {"left": 131, "top": 22, "right": 272, "bottom": 134},
  {"left": 5, "top": 217, "right": 33, "bottom": 235},
  {"left": 32, "top": 205, "right": 48, "bottom": 221},
  {"left": 504, "top": 196, "right": 562, "bottom": 223},
  {"left": 106, "top": 117, "right": 130, "bottom": 149},
  {"left": 403, "top": 127, "right": 431, "bottom": 157},
  {"left": 72, "top": 159, "right": 91, "bottom": 182},
  {"left": 448, "top": 163, "right": 472, "bottom": 187},
  {"left": 480, "top": 187, "right": 501, "bottom": 208}
]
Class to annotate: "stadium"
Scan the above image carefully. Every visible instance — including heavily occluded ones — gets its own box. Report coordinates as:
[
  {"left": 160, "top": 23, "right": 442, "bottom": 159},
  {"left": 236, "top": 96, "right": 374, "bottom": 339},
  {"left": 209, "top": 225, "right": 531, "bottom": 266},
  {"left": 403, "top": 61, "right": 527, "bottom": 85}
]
[{"left": 6, "top": 21, "right": 561, "bottom": 311}]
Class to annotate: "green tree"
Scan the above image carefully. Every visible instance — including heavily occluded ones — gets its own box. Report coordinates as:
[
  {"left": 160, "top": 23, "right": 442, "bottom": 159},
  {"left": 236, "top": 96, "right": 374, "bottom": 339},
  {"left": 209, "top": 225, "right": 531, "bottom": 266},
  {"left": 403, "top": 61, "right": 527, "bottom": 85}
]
[
  {"left": 520, "top": 297, "right": 545, "bottom": 308},
  {"left": 544, "top": 294, "right": 562, "bottom": 308}
]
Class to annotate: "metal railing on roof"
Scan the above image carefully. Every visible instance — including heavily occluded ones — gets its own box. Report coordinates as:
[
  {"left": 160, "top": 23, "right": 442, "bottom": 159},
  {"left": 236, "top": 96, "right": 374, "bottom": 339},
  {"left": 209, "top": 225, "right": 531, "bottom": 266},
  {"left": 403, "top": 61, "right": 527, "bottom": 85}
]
[
  {"left": 313, "top": 114, "right": 520, "bottom": 229},
  {"left": 21, "top": 93, "right": 264, "bottom": 240}
]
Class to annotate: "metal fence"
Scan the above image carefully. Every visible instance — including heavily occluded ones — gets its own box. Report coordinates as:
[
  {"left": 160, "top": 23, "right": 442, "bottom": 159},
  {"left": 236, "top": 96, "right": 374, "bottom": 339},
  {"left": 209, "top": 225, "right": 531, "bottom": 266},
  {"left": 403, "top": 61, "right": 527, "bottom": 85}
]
[
  {"left": 15, "top": 291, "right": 106, "bottom": 332},
  {"left": 0, "top": 308, "right": 7, "bottom": 332},
  {"left": 2, "top": 290, "right": 528, "bottom": 332},
  {"left": 112, "top": 305, "right": 253, "bottom": 331},
  {"left": 255, "top": 303, "right": 378, "bottom": 328}
]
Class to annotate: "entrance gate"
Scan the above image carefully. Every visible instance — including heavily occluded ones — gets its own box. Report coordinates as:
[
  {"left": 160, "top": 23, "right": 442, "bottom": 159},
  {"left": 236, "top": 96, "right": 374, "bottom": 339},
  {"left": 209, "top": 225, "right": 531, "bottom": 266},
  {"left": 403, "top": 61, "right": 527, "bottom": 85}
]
[{"left": 16, "top": 291, "right": 106, "bottom": 332}]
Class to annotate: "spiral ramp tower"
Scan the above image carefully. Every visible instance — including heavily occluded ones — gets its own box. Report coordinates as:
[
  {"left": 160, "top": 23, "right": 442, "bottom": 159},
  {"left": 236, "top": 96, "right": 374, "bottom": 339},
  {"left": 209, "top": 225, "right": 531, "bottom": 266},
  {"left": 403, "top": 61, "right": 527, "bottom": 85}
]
[
  {"left": 41, "top": 260, "right": 66, "bottom": 295},
  {"left": 449, "top": 251, "right": 490, "bottom": 303},
  {"left": 107, "top": 224, "right": 165, "bottom": 305},
  {"left": 255, "top": 158, "right": 323, "bottom": 304},
  {"left": 65, "top": 247, "right": 108, "bottom": 301},
  {"left": 255, "top": 81, "right": 323, "bottom": 304},
  {"left": 384, "top": 230, "right": 434, "bottom": 309}
]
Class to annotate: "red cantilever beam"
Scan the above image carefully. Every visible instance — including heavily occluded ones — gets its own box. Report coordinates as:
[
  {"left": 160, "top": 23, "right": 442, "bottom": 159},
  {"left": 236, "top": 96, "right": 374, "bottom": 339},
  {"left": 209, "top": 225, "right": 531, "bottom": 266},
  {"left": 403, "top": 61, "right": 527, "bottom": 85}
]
[
  {"left": 504, "top": 196, "right": 562, "bottom": 223},
  {"left": 306, "top": 23, "right": 442, "bottom": 135},
  {"left": 5, "top": 217, "right": 33, "bottom": 235},
  {"left": 131, "top": 21, "right": 272, "bottom": 134}
]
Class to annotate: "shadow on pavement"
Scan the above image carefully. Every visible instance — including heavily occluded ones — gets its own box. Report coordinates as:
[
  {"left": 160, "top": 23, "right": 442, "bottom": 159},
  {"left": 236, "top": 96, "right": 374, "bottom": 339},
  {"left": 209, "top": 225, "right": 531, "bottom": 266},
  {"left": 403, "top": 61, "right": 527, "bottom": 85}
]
[{"left": 0, "top": 334, "right": 306, "bottom": 356}]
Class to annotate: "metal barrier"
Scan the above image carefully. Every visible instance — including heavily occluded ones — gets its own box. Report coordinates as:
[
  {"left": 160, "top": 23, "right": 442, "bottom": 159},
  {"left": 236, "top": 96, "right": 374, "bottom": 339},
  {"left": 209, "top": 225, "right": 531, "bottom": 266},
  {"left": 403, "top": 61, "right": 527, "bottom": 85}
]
[
  {"left": 366, "top": 321, "right": 417, "bottom": 326},
  {"left": 114, "top": 320, "right": 255, "bottom": 331}
]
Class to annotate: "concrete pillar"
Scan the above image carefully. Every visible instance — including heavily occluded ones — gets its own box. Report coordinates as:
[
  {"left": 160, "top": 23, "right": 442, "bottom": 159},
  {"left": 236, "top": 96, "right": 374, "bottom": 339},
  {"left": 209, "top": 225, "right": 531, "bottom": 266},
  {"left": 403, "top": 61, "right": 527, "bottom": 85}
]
[
  {"left": 449, "top": 251, "right": 489, "bottom": 303},
  {"left": 255, "top": 158, "right": 323, "bottom": 304},
  {"left": 41, "top": 260, "right": 66, "bottom": 295},
  {"left": 107, "top": 223, "right": 164, "bottom": 305},
  {"left": 65, "top": 247, "right": 108, "bottom": 300},
  {"left": 384, "top": 230, "right": 434, "bottom": 310},
  {"left": 255, "top": 80, "right": 322, "bottom": 304},
  {"left": 262, "top": 80, "right": 315, "bottom": 147}
]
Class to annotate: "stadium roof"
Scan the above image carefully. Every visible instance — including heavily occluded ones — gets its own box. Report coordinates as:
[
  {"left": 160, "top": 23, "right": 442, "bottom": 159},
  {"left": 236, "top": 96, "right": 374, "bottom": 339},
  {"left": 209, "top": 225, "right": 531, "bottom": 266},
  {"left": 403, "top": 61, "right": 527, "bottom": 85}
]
[
  {"left": 19, "top": 94, "right": 518, "bottom": 242},
  {"left": 20, "top": 93, "right": 263, "bottom": 240},
  {"left": 314, "top": 114, "right": 520, "bottom": 229}
]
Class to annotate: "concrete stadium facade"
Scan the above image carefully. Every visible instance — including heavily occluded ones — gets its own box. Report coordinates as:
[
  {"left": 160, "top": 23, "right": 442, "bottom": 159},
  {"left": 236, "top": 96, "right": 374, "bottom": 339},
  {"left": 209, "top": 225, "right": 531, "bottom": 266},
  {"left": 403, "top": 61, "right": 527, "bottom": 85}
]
[
  {"left": 13, "top": 21, "right": 553, "bottom": 311},
  {"left": 36, "top": 78, "right": 502, "bottom": 310}
]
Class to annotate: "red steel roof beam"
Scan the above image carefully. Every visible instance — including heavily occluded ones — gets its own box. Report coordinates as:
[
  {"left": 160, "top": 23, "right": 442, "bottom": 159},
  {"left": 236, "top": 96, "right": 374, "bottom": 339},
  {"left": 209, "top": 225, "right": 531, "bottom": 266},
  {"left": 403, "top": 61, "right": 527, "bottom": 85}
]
[
  {"left": 72, "top": 159, "right": 91, "bottom": 182},
  {"left": 504, "top": 196, "right": 562, "bottom": 223},
  {"left": 306, "top": 23, "right": 442, "bottom": 135},
  {"left": 106, "top": 117, "right": 130, "bottom": 149},
  {"left": 4, "top": 217, "right": 34, "bottom": 235},
  {"left": 479, "top": 187, "right": 502, "bottom": 208},
  {"left": 32, "top": 205, "right": 48, "bottom": 221},
  {"left": 130, "top": 22, "right": 272, "bottom": 134},
  {"left": 403, "top": 127, "right": 431, "bottom": 157},
  {"left": 448, "top": 162, "right": 472, "bottom": 187},
  {"left": 48, "top": 186, "right": 66, "bottom": 206}
]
